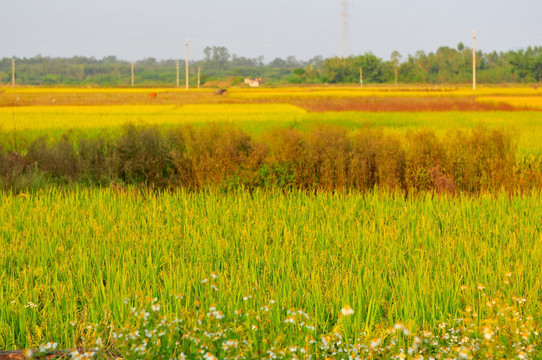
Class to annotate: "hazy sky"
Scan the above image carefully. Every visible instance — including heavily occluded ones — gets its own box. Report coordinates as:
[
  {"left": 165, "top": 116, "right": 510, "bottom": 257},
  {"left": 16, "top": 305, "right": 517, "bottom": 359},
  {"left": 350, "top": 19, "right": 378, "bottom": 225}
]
[{"left": 1, "top": 0, "right": 542, "bottom": 62}]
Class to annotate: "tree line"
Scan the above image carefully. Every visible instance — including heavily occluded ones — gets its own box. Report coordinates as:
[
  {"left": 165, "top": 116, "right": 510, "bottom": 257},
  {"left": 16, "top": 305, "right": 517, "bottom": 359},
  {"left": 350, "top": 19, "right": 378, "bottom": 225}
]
[{"left": 1, "top": 44, "right": 541, "bottom": 86}]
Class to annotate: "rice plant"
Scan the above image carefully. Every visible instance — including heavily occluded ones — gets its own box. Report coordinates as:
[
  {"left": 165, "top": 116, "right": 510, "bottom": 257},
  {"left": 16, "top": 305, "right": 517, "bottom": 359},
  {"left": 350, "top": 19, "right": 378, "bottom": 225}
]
[{"left": 1, "top": 188, "right": 541, "bottom": 352}]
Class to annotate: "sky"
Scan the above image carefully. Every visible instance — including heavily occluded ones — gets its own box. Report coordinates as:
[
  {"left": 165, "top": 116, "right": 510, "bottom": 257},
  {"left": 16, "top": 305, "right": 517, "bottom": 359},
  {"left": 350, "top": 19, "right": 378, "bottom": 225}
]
[{"left": 1, "top": 0, "right": 542, "bottom": 63}]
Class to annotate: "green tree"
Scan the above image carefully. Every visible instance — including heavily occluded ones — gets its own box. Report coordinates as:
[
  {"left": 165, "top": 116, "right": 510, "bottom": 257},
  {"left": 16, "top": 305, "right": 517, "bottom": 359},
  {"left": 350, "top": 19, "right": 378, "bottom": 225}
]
[
  {"left": 390, "top": 51, "right": 402, "bottom": 86},
  {"left": 203, "top": 46, "right": 231, "bottom": 69}
]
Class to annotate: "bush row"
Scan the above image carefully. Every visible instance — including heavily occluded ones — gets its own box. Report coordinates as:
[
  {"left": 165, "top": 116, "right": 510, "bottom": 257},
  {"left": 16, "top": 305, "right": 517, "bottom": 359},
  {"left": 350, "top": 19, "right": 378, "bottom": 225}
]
[{"left": 0, "top": 124, "right": 533, "bottom": 193}]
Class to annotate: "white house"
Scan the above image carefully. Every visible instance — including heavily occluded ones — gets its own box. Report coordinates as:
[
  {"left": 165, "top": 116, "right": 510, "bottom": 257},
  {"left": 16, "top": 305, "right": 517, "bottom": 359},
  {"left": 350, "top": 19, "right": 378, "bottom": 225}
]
[{"left": 244, "top": 78, "right": 263, "bottom": 87}]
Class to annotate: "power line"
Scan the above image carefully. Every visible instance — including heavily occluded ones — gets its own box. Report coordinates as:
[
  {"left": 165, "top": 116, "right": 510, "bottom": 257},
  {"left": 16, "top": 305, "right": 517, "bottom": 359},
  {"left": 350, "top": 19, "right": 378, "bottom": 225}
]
[{"left": 340, "top": 0, "right": 352, "bottom": 57}]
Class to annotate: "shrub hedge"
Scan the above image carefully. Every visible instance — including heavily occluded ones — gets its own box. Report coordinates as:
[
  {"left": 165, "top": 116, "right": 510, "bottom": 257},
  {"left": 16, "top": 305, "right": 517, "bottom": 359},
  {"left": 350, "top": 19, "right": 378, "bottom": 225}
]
[{"left": 0, "top": 124, "right": 534, "bottom": 193}]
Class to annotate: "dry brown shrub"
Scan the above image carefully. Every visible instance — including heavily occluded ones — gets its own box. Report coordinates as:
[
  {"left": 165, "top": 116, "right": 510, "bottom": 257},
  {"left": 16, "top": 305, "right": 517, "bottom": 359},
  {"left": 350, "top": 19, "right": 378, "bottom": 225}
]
[
  {"left": 239, "top": 142, "right": 269, "bottom": 188},
  {"left": 0, "top": 146, "right": 8, "bottom": 177},
  {"left": 373, "top": 133, "right": 406, "bottom": 191},
  {"left": 181, "top": 125, "right": 253, "bottom": 187},
  {"left": 262, "top": 126, "right": 406, "bottom": 192},
  {"left": 405, "top": 130, "right": 446, "bottom": 191},
  {"left": 262, "top": 127, "right": 304, "bottom": 164},
  {"left": 26, "top": 133, "right": 79, "bottom": 180},
  {"left": 445, "top": 126, "right": 516, "bottom": 192},
  {"left": 349, "top": 128, "right": 407, "bottom": 192},
  {"left": 0, "top": 121, "right": 524, "bottom": 194},
  {"left": 303, "top": 125, "right": 351, "bottom": 191},
  {"left": 167, "top": 127, "right": 197, "bottom": 189},
  {"left": 0, "top": 148, "right": 26, "bottom": 182},
  {"left": 260, "top": 127, "right": 305, "bottom": 189},
  {"left": 78, "top": 134, "right": 113, "bottom": 185},
  {"left": 349, "top": 128, "right": 382, "bottom": 190},
  {"left": 513, "top": 156, "right": 542, "bottom": 191},
  {"left": 430, "top": 166, "right": 456, "bottom": 194},
  {"left": 111, "top": 124, "right": 173, "bottom": 187}
]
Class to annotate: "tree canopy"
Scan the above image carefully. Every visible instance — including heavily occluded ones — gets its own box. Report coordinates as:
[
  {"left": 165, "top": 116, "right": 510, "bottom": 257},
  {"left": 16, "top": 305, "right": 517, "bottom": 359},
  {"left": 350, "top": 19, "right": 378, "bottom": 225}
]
[{"left": 2, "top": 45, "right": 541, "bottom": 86}]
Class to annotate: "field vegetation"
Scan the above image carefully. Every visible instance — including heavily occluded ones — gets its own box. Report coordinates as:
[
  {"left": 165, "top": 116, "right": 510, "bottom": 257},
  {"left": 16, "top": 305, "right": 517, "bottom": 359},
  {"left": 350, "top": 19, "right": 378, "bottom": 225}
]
[
  {"left": 0, "top": 123, "right": 533, "bottom": 194},
  {"left": 2, "top": 189, "right": 542, "bottom": 358},
  {"left": 1, "top": 86, "right": 542, "bottom": 358}
]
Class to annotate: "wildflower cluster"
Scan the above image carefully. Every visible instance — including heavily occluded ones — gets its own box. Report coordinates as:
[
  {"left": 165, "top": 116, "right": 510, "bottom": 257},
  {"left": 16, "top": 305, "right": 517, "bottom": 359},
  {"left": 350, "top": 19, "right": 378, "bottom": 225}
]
[
  {"left": 27, "top": 275, "right": 541, "bottom": 359},
  {"left": 23, "top": 302, "right": 38, "bottom": 309},
  {"left": 94, "top": 274, "right": 324, "bottom": 359}
]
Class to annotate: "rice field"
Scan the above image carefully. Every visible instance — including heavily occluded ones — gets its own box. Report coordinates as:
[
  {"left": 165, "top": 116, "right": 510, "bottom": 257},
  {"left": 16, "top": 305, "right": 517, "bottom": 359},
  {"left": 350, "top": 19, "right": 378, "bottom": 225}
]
[
  {"left": 0, "top": 104, "right": 306, "bottom": 130},
  {"left": 1, "top": 86, "right": 542, "bottom": 358},
  {"left": 2, "top": 104, "right": 542, "bottom": 155},
  {"left": 2, "top": 189, "right": 542, "bottom": 351},
  {"left": 476, "top": 96, "right": 542, "bottom": 110},
  {"left": 2, "top": 85, "right": 540, "bottom": 97}
]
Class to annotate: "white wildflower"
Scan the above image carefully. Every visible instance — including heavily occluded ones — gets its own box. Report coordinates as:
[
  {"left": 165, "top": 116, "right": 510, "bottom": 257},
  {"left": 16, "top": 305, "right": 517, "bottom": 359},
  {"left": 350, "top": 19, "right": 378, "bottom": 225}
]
[{"left": 340, "top": 305, "right": 355, "bottom": 316}]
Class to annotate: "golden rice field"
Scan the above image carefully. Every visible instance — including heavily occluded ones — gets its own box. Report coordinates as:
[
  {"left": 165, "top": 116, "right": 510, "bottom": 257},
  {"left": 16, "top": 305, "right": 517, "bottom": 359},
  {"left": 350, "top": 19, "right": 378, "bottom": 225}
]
[
  {"left": 1, "top": 85, "right": 542, "bottom": 106},
  {"left": 476, "top": 96, "right": 542, "bottom": 110},
  {"left": 0, "top": 104, "right": 305, "bottom": 130},
  {"left": 228, "top": 86, "right": 542, "bottom": 100},
  {"left": 1, "top": 86, "right": 542, "bottom": 358},
  {"left": 1, "top": 105, "right": 542, "bottom": 155},
  {"left": 2, "top": 85, "right": 541, "bottom": 97},
  {"left": 2, "top": 189, "right": 542, "bottom": 358}
]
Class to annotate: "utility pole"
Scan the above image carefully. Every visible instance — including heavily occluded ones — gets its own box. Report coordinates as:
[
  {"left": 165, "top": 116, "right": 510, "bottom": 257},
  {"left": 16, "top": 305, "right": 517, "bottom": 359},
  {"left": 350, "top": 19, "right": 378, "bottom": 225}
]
[
  {"left": 176, "top": 61, "right": 180, "bottom": 87},
  {"left": 131, "top": 62, "right": 134, "bottom": 87},
  {"left": 197, "top": 67, "right": 201, "bottom": 89},
  {"left": 472, "top": 31, "right": 476, "bottom": 90},
  {"left": 185, "top": 39, "right": 189, "bottom": 91},
  {"left": 360, "top": 67, "right": 363, "bottom": 87},
  {"left": 12, "top": 58, "right": 15, "bottom": 87}
]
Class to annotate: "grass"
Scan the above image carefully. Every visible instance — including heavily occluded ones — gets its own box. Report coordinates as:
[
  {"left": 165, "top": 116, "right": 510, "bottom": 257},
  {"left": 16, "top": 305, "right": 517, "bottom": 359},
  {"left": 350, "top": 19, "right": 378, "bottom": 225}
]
[{"left": 1, "top": 188, "right": 541, "bottom": 352}]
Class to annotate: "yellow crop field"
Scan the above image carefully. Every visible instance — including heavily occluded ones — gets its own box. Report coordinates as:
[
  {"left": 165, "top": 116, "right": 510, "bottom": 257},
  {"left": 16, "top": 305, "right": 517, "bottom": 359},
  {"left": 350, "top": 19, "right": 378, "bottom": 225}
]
[
  {"left": 0, "top": 87, "right": 212, "bottom": 94},
  {"left": 1, "top": 104, "right": 541, "bottom": 155},
  {"left": 0, "top": 104, "right": 305, "bottom": 131},
  {"left": 2, "top": 189, "right": 542, "bottom": 358},
  {"left": 477, "top": 96, "right": 542, "bottom": 109},
  {"left": 3, "top": 85, "right": 541, "bottom": 98},
  {"left": 228, "top": 86, "right": 542, "bottom": 99},
  {"left": 1, "top": 86, "right": 542, "bottom": 358}
]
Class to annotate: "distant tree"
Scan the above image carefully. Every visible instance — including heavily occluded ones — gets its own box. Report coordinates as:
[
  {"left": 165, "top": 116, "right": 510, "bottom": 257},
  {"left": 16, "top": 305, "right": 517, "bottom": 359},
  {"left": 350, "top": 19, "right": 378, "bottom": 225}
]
[
  {"left": 307, "top": 55, "right": 324, "bottom": 69},
  {"left": 322, "top": 53, "right": 385, "bottom": 84},
  {"left": 390, "top": 51, "right": 402, "bottom": 86},
  {"left": 203, "top": 46, "right": 231, "bottom": 69},
  {"left": 414, "top": 50, "right": 430, "bottom": 83},
  {"left": 203, "top": 47, "right": 212, "bottom": 63},
  {"left": 435, "top": 46, "right": 466, "bottom": 82},
  {"left": 285, "top": 56, "right": 302, "bottom": 68},
  {"left": 269, "top": 57, "right": 288, "bottom": 68},
  {"left": 352, "top": 53, "right": 385, "bottom": 83},
  {"left": 231, "top": 55, "right": 257, "bottom": 67},
  {"left": 138, "top": 57, "right": 157, "bottom": 66},
  {"left": 2, "top": 44, "right": 541, "bottom": 86},
  {"left": 322, "top": 57, "right": 355, "bottom": 83},
  {"left": 102, "top": 55, "right": 118, "bottom": 64}
]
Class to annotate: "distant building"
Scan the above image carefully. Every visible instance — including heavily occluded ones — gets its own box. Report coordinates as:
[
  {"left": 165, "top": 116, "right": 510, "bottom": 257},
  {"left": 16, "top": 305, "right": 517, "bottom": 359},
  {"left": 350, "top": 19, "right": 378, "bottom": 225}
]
[{"left": 244, "top": 78, "right": 263, "bottom": 87}]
